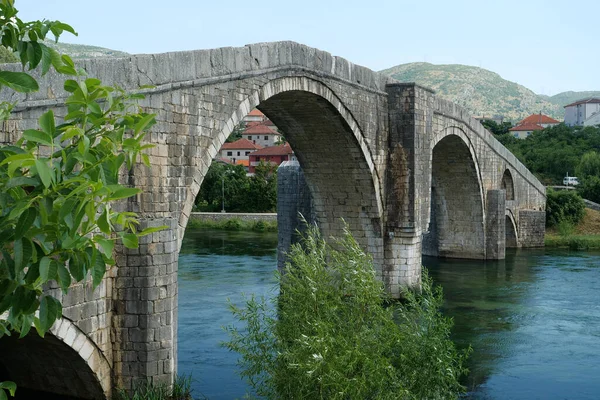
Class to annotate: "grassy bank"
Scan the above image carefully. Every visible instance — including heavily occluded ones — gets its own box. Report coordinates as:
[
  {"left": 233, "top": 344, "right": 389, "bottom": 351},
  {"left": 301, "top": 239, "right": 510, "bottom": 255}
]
[
  {"left": 545, "top": 208, "right": 600, "bottom": 249},
  {"left": 187, "top": 217, "right": 277, "bottom": 232}
]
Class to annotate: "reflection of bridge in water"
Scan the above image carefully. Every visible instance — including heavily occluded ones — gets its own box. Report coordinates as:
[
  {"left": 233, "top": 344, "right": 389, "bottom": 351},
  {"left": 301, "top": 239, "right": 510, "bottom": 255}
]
[{"left": 0, "top": 41, "right": 545, "bottom": 398}]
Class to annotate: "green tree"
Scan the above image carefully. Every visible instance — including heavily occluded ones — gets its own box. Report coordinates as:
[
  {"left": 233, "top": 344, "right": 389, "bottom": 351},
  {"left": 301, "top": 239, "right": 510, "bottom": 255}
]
[
  {"left": 225, "top": 122, "right": 245, "bottom": 143},
  {"left": 578, "top": 175, "right": 600, "bottom": 203},
  {"left": 224, "top": 222, "right": 470, "bottom": 399},
  {"left": 546, "top": 189, "right": 585, "bottom": 227},
  {"left": 196, "top": 162, "right": 249, "bottom": 211},
  {"left": 0, "top": 2, "right": 161, "bottom": 398},
  {"left": 576, "top": 151, "right": 600, "bottom": 178},
  {"left": 481, "top": 119, "right": 512, "bottom": 135},
  {"left": 246, "top": 161, "right": 277, "bottom": 212}
]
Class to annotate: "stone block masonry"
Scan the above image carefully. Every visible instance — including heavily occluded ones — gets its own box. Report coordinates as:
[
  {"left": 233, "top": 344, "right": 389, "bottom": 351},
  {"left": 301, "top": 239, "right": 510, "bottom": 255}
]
[{"left": 0, "top": 41, "right": 546, "bottom": 398}]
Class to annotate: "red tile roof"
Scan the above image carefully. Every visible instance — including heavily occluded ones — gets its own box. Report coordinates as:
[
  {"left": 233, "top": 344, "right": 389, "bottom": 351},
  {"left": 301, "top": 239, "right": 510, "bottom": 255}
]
[
  {"left": 564, "top": 97, "right": 600, "bottom": 108},
  {"left": 247, "top": 109, "right": 264, "bottom": 117},
  {"left": 220, "top": 138, "right": 263, "bottom": 150},
  {"left": 519, "top": 113, "right": 560, "bottom": 125},
  {"left": 244, "top": 123, "right": 280, "bottom": 135},
  {"left": 250, "top": 143, "right": 293, "bottom": 156},
  {"left": 509, "top": 123, "right": 544, "bottom": 131}
]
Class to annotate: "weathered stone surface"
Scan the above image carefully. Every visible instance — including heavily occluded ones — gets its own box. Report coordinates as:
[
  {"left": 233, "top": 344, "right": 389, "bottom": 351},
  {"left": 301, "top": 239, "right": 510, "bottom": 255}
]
[{"left": 0, "top": 41, "right": 546, "bottom": 398}]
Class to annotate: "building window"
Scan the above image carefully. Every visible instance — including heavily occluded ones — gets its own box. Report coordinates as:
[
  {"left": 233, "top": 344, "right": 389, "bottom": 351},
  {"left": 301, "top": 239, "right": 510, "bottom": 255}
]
[
  {"left": 264, "top": 136, "right": 268, "bottom": 140},
  {"left": 227, "top": 151, "right": 232, "bottom": 156},
  {"left": 245, "top": 151, "right": 250, "bottom": 156},
  {"left": 247, "top": 136, "right": 252, "bottom": 140}
]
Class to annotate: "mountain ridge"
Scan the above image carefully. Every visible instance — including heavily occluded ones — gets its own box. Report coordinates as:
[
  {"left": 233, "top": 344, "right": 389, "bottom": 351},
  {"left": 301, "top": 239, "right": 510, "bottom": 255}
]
[{"left": 380, "top": 62, "right": 600, "bottom": 121}]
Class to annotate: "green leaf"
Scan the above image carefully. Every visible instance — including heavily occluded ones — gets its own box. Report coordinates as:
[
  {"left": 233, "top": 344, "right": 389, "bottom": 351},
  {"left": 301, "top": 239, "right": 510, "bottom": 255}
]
[
  {"left": 94, "top": 236, "right": 114, "bottom": 259},
  {"left": 0, "top": 71, "right": 39, "bottom": 93},
  {"left": 34, "top": 159, "right": 52, "bottom": 188},
  {"left": 108, "top": 187, "right": 141, "bottom": 201},
  {"left": 134, "top": 113, "right": 156, "bottom": 135},
  {"left": 97, "top": 208, "right": 110, "bottom": 235},
  {"left": 38, "top": 296, "right": 59, "bottom": 335},
  {"left": 19, "top": 313, "right": 35, "bottom": 338},
  {"left": 39, "top": 257, "right": 57, "bottom": 282},
  {"left": 39, "top": 110, "right": 55, "bottom": 137},
  {"left": 0, "top": 381, "right": 16, "bottom": 397},
  {"left": 4, "top": 176, "right": 38, "bottom": 189},
  {"left": 121, "top": 233, "right": 138, "bottom": 249},
  {"left": 40, "top": 43, "right": 53, "bottom": 75},
  {"left": 68, "top": 254, "right": 85, "bottom": 281},
  {"left": 26, "top": 41, "right": 43, "bottom": 70},
  {"left": 64, "top": 79, "right": 78, "bottom": 93},
  {"left": 56, "top": 263, "right": 71, "bottom": 292},
  {"left": 91, "top": 249, "right": 106, "bottom": 287},
  {"left": 23, "top": 129, "right": 52, "bottom": 146},
  {"left": 15, "top": 207, "right": 36, "bottom": 240}
]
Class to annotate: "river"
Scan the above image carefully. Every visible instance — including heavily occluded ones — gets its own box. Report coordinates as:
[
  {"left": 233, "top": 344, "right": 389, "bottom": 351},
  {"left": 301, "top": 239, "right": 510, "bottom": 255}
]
[{"left": 178, "top": 229, "right": 600, "bottom": 399}]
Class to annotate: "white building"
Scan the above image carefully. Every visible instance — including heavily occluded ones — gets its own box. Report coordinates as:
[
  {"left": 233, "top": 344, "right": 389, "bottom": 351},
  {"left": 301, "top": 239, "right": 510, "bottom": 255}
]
[
  {"left": 564, "top": 97, "right": 600, "bottom": 126},
  {"left": 243, "top": 123, "right": 282, "bottom": 148}
]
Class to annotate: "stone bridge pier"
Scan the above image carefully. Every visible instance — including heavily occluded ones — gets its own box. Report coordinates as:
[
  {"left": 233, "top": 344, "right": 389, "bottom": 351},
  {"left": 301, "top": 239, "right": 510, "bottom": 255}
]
[{"left": 0, "top": 41, "right": 546, "bottom": 397}]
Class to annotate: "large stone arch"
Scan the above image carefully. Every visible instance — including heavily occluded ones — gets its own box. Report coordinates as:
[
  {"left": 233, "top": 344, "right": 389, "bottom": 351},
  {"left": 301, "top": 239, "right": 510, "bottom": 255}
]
[
  {"left": 0, "top": 318, "right": 111, "bottom": 399},
  {"left": 423, "top": 131, "right": 486, "bottom": 259},
  {"left": 177, "top": 75, "right": 384, "bottom": 270}
]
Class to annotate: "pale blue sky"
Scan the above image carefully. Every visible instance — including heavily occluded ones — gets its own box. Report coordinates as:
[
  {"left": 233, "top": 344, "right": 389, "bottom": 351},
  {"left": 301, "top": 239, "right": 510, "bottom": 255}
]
[{"left": 16, "top": 0, "right": 599, "bottom": 95}]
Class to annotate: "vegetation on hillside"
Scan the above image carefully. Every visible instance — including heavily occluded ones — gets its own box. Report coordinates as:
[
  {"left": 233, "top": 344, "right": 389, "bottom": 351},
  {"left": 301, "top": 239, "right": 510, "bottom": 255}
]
[{"left": 224, "top": 222, "right": 470, "bottom": 399}]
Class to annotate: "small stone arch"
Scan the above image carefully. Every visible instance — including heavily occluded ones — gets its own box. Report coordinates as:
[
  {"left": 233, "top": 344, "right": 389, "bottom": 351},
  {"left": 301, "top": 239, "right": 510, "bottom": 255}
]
[
  {"left": 424, "top": 132, "right": 486, "bottom": 259},
  {"left": 502, "top": 168, "right": 515, "bottom": 201},
  {"left": 505, "top": 212, "right": 519, "bottom": 248},
  {"left": 0, "top": 317, "right": 111, "bottom": 399}
]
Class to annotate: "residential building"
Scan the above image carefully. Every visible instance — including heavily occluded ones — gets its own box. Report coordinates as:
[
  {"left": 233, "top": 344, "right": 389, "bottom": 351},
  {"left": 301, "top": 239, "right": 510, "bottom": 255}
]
[
  {"left": 219, "top": 138, "right": 262, "bottom": 166},
  {"left": 242, "top": 108, "right": 266, "bottom": 124},
  {"left": 243, "top": 123, "right": 282, "bottom": 147},
  {"left": 564, "top": 97, "right": 600, "bottom": 126},
  {"left": 518, "top": 113, "right": 560, "bottom": 128},
  {"left": 509, "top": 122, "right": 544, "bottom": 139},
  {"left": 584, "top": 112, "right": 600, "bottom": 127},
  {"left": 248, "top": 143, "right": 295, "bottom": 174}
]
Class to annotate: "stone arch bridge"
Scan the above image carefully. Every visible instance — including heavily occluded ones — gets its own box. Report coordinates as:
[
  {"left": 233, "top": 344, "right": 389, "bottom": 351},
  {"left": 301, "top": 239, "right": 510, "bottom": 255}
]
[{"left": 0, "top": 41, "right": 545, "bottom": 398}]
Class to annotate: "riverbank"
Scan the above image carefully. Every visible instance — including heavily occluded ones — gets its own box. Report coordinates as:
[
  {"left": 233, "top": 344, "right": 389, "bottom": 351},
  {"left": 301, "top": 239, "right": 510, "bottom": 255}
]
[
  {"left": 545, "top": 208, "right": 600, "bottom": 249},
  {"left": 188, "top": 213, "right": 277, "bottom": 232}
]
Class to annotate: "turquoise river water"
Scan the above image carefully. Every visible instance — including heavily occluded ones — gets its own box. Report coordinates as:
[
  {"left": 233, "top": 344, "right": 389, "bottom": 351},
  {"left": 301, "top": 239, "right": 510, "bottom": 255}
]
[{"left": 178, "top": 228, "right": 600, "bottom": 399}]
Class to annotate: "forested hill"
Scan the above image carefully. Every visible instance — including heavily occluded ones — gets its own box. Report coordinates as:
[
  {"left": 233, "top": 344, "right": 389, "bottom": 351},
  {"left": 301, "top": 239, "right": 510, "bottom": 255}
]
[{"left": 380, "top": 62, "right": 600, "bottom": 122}]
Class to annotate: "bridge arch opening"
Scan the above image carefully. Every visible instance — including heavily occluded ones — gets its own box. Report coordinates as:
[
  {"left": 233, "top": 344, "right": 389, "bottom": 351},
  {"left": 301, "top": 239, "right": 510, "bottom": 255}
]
[
  {"left": 0, "top": 321, "right": 107, "bottom": 399},
  {"left": 505, "top": 214, "right": 518, "bottom": 248},
  {"left": 502, "top": 169, "right": 515, "bottom": 201},
  {"left": 424, "top": 134, "right": 485, "bottom": 259}
]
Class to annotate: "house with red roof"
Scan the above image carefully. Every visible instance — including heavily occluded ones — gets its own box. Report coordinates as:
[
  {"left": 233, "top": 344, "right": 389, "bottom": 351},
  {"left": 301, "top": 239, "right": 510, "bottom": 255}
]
[
  {"left": 248, "top": 143, "right": 295, "bottom": 174},
  {"left": 518, "top": 113, "right": 560, "bottom": 128},
  {"left": 219, "top": 138, "right": 263, "bottom": 166},
  {"left": 243, "top": 123, "right": 282, "bottom": 148},
  {"left": 509, "top": 122, "right": 545, "bottom": 139},
  {"left": 509, "top": 113, "right": 560, "bottom": 139},
  {"left": 564, "top": 97, "right": 600, "bottom": 126}
]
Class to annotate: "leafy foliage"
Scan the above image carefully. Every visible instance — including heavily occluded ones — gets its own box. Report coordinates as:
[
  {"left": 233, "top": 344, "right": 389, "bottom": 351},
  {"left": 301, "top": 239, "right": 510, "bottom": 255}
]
[
  {"left": 578, "top": 175, "right": 600, "bottom": 204},
  {"left": 195, "top": 161, "right": 277, "bottom": 213},
  {"left": 501, "top": 124, "right": 600, "bottom": 185},
  {"left": 0, "top": 2, "right": 162, "bottom": 397},
  {"left": 0, "top": 46, "right": 16, "bottom": 63},
  {"left": 116, "top": 375, "right": 195, "bottom": 400},
  {"left": 224, "top": 222, "right": 470, "bottom": 399},
  {"left": 545, "top": 189, "right": 585, "bottom": 227},
  {"left": 481, "top": 119, "right": 512, "bottom": 136}
]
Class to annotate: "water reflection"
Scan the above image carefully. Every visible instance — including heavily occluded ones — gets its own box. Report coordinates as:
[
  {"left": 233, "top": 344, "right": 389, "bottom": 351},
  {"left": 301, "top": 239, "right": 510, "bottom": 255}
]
[{"left": 426, "top": 249, "right": 600, "bottom": 399}]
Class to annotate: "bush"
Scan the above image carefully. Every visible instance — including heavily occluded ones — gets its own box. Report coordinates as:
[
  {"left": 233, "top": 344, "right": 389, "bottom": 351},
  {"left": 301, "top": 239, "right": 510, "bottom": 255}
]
[
  {"left": 224, "top": 223, "right": 469, "bottom": 399},
  {"left": 116, "top": 375, "right": 194, "bottom": 400},
  {"left": 546, "top": 189, "right": 585, "bottom": 227},
  {"left": 578, "top": 175, "right": 600, "bottom": 204}
]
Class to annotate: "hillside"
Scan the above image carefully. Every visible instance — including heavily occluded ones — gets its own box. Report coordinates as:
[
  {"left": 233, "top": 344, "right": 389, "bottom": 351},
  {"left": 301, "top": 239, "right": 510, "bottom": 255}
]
[
  {"left": 44, "top": 40, "right": 129, "bottom": 59},
  {"left": 380, "top": 63, "right": 598, "bottom": 121}
]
